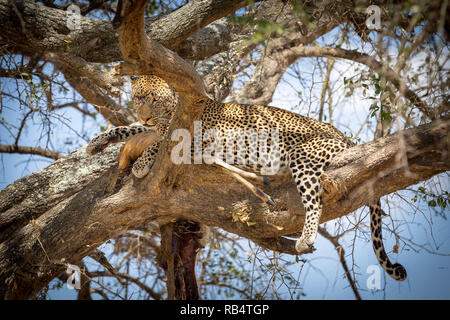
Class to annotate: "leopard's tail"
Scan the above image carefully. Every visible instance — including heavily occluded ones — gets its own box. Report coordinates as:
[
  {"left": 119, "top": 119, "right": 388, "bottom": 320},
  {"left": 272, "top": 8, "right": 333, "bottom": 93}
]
[{"left": 369, "top": 200, "right": 407, "bottom": 281}]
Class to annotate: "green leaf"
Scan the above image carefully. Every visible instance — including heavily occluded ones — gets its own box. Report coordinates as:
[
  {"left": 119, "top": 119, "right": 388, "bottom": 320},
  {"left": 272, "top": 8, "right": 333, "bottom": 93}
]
[{"left": 375, "top": 84, "right": 381, "bottom": 95}]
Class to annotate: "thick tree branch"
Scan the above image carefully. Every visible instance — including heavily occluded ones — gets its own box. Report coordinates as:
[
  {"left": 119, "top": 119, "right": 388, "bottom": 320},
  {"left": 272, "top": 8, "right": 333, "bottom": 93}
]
[
  {"left": 176, "top": 17, "right": 232, "bottom": 61},
  {"left": 145, "top": 0, "right": 247, "bottom": 51},
  {"left": 45, "top": 52, "right": 124, "bottom": 97},
  {"left": 61, "top": 67, "right": 136, "bottom": 127},
  {"left": 113, "top": 0, "right": 207, "bottom": 100},
  {"left": 0, "top": 0, "right": 246, "bottom": 63},
  {"left": 0, "top": 118, "right": 447, "bottom": 299}
]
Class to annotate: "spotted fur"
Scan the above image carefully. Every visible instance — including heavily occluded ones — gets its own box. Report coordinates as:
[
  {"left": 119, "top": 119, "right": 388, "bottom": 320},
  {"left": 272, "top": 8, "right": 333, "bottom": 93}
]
[{"left": 87, "top": 75, "right": 406, "bottom": 281}]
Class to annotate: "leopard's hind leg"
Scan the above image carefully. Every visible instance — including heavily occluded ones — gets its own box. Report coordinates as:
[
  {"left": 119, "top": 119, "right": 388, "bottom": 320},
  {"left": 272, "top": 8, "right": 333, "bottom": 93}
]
[
  {"left": 288, "top": 136, "right": 348, "bottom": 253},
  {"left": 289, "top": 150, "right": 325, "bottom": 252}
]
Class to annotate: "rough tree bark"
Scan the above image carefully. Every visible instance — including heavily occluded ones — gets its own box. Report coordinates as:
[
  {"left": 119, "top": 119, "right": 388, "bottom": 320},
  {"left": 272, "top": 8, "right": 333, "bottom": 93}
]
[{"left": 158, "top": 220, "right": 204, "bottom": 300}]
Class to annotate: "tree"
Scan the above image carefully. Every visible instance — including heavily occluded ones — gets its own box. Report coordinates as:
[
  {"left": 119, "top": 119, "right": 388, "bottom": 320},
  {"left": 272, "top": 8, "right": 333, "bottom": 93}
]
[{"left": 0, "top": 0, "right": 448, "bottom": 300}]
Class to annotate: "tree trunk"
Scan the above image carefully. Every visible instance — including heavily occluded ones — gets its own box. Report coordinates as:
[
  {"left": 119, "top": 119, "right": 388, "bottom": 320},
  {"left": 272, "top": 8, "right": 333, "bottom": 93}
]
[{"left": 159, "top": 220, "right": 203, "bottom": 300}]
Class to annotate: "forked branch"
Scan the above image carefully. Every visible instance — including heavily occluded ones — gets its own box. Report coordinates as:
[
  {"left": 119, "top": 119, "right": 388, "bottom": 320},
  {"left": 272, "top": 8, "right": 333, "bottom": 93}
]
[{"left": 113, "top": 0, "right": 207, "bottom": 100}]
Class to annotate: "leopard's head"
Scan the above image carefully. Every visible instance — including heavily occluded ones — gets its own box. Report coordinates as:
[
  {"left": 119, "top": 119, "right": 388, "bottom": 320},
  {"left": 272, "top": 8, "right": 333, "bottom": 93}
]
[{"left": 131, "top": 75, "right": 178, "bottom": 128}]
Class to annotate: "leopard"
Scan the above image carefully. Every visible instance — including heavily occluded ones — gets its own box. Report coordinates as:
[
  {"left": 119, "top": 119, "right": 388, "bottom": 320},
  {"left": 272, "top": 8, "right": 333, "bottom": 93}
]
[
  {"left": 87, "top": 76, "right": 176, "bottom": 178},
  {"left": 87, "top": 75, "right": 407, "bottom": 281}
]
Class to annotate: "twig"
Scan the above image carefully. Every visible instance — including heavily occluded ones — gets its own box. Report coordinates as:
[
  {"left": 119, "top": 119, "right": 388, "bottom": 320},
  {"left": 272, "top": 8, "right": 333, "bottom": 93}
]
[
  {"left": 318, "top": 226, "right": 361, "bottom": 300},
  {"left": 0, "top": 144, "right": 63, "bottom": 160}
]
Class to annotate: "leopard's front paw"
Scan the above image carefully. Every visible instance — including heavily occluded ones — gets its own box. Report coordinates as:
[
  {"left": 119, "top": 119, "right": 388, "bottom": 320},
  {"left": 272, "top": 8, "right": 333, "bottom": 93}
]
[
  {"left": 86, "top": 130, "right": 122, "bottom": 155},
  {"left": 131, "top": 162, "right": 151, "bottom": 179},
  {"left": 86, "top": 135, "right": 111, "bottom": 155}
]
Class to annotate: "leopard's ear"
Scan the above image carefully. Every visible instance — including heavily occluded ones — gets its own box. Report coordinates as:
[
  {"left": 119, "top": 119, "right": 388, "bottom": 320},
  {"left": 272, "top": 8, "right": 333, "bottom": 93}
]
[{"left": 130, "top": 76, "right": 140, "bottom": 82}]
